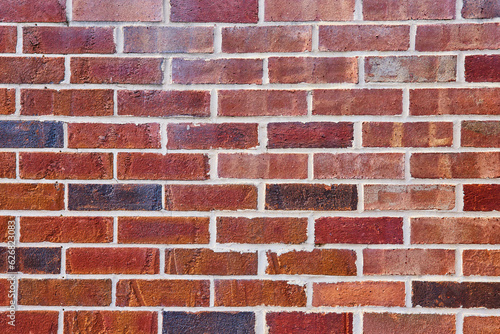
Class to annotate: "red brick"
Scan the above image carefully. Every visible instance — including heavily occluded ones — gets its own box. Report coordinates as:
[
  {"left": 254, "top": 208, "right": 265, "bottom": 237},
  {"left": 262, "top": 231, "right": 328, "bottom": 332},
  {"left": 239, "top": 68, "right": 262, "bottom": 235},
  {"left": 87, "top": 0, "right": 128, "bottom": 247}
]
[
  {"left": 116, "top": 279, "right": 209, "bottom": 307},
  {"left": 215, "top": 280, "right": 306, "bottom": 307},
  {"left": 364, "top": 249, "right": 455, "bottom": 275},
  {"left": 411, "top": 217, "right": 500, "bottom": 244},
  {"left": 462, "top": 0, "right": 500, "bottom": 18},
  {"left": 73, "top": 0, "right": 163, "bottom": 21},
  {"left": 20, "top": 216, "right": 113, "bottom": 243},
  {"left": 465, "top": 55, "right": 500, "bottom": 82},
  {"left": 0, "top": 0, "right": 66, "bottom": 22},
  {"left": 0, "top": 216, "right": 15, "bottom": 243},
  {"left": 217, "top": 217, "right": 308, "bottom": 244},
  {"left": 0, "top": 88, "right": 15, "bottom": 115},
  {"left": 165, "top": 249, "right": 258, "bottom": 275},
  {"left": 464, "top": 316, "right": 500, "bottom": 334},
  {"left": 118, "top": 90, "right": 210, "bottom": 118},
  {"left": 66, "top": 248, "right": 159, "bottom": 274},
  {"left": 124, "top": 26, "right": 213, "bottom": 53},
  {"left": 118, "top": 217, "right": 210, "bottom": 244},
  {"left": 218, "top": 153, "right": 308, "bottom": 179},
  {"left": 68, "top": 123, "right": 161, "bottom": 149},
  {"left": 268, "top": 122, "right": 353, "bottom": 149},
  {"left": 0, "top": 152, "right": 15, "bottom": 179},
  {"left": 314, "top": 153, "right": 404, "bottom": 179},
  {"left": 416, "top": 23, "right": 500, "bottom": 51},
  {"left": 315, "top": 217, "right": 403, "bottom": 244},
  {"left": 363, "top": 122, "right": 453, "bottom": 147},
  {"left": 0, "top": 311, "right": 58, "bottom": 334},
  {"left": 313, "top": 282, "right": 405, "bottom": 307},
  {"left": 23, "top": 27, "right": 115, "bottom": 54},
  {"left": 0, "top": 26, "right": 16, "bottom": 53},
  {"left": 265, "top": 0, "right": 355, "bottom": 21},
  {"left": 314, "top": 89, "right": 402, "bottom": 116},
  {"left": 411, "top": 152, "right": 500, "bottom": 179},
  {"left": 172, "top": 58, "right": 262, "bottom": 84},
  {"left": 118, "top": 153, "right": 208, "bottom": 180},
  {"left": 364, "top": 313, "right": 455, "bottom": 334},
  {"left": 64, "top": 311, "right": 157, "bottom": 334},
  {"left": 0, "top": 279, "right": 10, "bottom": 305},
  {"left": 269, "top": 57, "right": 357, "bottom": 84},
  {"left": 165, "top": 185, "right": 257, "bottom": 211},
  {"left": 267, "top": 312, "right": 353, "bottom": 334},
  {"left": 365, "top": 185, "right": 455, "bottom": 211},
  {"left": 21, "top": 89, "right": 114, "bottom": 116},
  {"left": 218, "top": 90, "right": 307, "bottom": 117},
  {"left": 463, "top": 250, "right": 500, "bottom": 276},
  {"left": 0, "top": 183, "right": 64, "bottom": 210},
  {"left": 20, "top": 152, "right": 113, "bottom": 180},
  {"left": 71, "top": 57, "right": 163, "bottom": 84},
  {"left": 222, "top": 26, "right": 311, "bottom": 53},
  {"left": 464, "top": 184, "right": 500, "bottom": 211},
  {"left": 0, "top": 57, "right": 64, "bottom": 84},
  {"left": 411, "top": 88, "right": 500, "bottom": 115},
  {"left": 171, "top": 0, "right": 258, "bottom": 23},
  {"left": 19, "top": 279, "right": 111, "bottom": 306},
  {"left": 363, "top": 0, "right": 455, "bottom": 20},
  {"left": 167, "top": 123, "right": 258, "bottom": 149},
  {"left": 462, "top": 121, "right": 500, "bottom": 148},
  {"left": 267, "top": 249, "right": 356, "bottom": 276},
  {"left": 320, "top": 25, "right": 409, "bottom": 51},
  {"left": 365, "top": 56, "right": 456, "bottom": 82}
]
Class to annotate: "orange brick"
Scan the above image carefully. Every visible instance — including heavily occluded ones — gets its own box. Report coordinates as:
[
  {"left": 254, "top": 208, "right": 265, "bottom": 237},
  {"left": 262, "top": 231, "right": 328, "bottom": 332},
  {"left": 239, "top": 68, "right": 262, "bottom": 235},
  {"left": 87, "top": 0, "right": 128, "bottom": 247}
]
[{"left": 313, "top": 282, "right": 405, "bottom": 307}]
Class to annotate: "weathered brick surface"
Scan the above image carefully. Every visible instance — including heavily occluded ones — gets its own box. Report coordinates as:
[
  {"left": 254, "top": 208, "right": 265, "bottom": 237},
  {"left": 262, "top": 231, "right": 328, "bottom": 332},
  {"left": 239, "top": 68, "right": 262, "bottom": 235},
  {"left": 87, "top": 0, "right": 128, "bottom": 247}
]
[
  {"left": 0, "top": 183, "right": 64, "bottom": 210},
  {"left": 464, "top": 316, "right": 500, "bottom": 334},
  {"left": 465, "top": 55, "right": 500, "bottom": 82},
  {"left": 0, "top": 0, "right": 66, "bottom": 22},
  {"left": 0, "top": 152, "right": 15, "bottom": 179},
  {"left": 462, "top": 0, "right": 500, "bottom": 18},
  {"left": 313, "top": 282, "right": 405, "bottom": 307},
  {"left": 163, "top": 312, "right": 255, "bottom": 334},
  {"left": 0, "top": 88, "right": 15, "bottom": 115},
  {"left": 73, "top": 0, "right": 163, "bottom": 21},
  {"left": 267, "top": 122, "right": 353, "bottom": 148},
  {"left": 266, "top": 312, "right": 353, "bottom": 334},
  {"left": 464, "top": 184, "right": 500, "bottom": 211},
  {"left": 0, "top": 311, "right": 59, "bottom": 334},
  {"left": 363, "top": 0, "right": 455, "bottom": 20},
  {"left": 363, "top": 122, "right": 453, "bottom": 147},
  {"left": 0, "top": 247, "right": 61, "bottom": 274},
  {"left": 462, "top": 121, "right": 500, "bottom": 147},
  {"left": 64, "top": 311, "right": 157, "bottom": 334},
  {"left": 171, "top": 0, "right": 258, "bottom": 23},
  {"left": 0, "top": 57, "right": 64, "bottom": 84},
  {"left": 363, "top": 313, "right": 456, "bottom": 334},
  {"left": 463, "top": 250, "right": 500, "bottom": 276},
  {"left": 265, "top": 0, "right": 355, "bottom": 21},
  {"left": 0, "top": 26, "right": 16, "bottom": 53}
]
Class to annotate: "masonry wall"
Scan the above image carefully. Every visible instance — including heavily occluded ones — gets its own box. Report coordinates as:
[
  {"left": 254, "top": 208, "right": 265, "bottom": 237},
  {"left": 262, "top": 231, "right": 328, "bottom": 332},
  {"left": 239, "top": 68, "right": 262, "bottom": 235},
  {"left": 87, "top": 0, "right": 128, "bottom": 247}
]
[{"left": 0, "top": 0, "right": 499, "bottom": 333}]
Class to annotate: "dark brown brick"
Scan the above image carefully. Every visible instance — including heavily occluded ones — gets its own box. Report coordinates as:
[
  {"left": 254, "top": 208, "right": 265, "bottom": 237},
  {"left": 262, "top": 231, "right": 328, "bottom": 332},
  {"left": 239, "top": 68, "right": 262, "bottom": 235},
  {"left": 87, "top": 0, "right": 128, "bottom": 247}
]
[
  {"left": 267, "top": 312, "right": 353, "bottom": 334},
  {"left": 266, "top": 184, "right": 357, "bottom": 211},
  {"left": 464, "top": 184, "right": 500, "bottom": 211},
  {"left": 171, "top": 0, "right": 258, "bottom": 23},
  {"left": 0, "top": 247, "right": 61, "bottom": 274}
]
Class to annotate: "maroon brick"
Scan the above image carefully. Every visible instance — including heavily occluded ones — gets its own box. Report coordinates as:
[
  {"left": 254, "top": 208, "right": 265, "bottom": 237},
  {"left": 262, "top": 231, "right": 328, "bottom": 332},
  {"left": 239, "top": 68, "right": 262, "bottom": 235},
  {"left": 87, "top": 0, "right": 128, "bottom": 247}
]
[
  {"left": 416, "top": 23, "right": 500, "bottom": 51},
  {"left": 268, "top": 122, "right": 353, "bottom": 149},
  {"left": 165, "top": 185, "right": 258, "bottom": 211},
  {"left": 171, "top": 0, "right": 258, "bottom": 23},
  {"left": 462, "top": 0, "right": 500, "bottom": 18},
  {"left": 20, "top": 152, "right": 113, "bottom": 180},
  {"left": 465, "top": 55, "right": 500, "bottom": 82},
  {"left": 0, "top": 0, "right": 66, "bottom": 22},
  {"left": 320, "top": 25, "right": 410, "bottom": 51},
  {"left": 0, "top": 57, "right": 64, "bottom": 84},
  {"left": 269, "top": 57, "right": 358, "bottom": 84},
  {"left": 73, "top": 0, "right": 163, "bottom": 22},
  {"left": 23, "top": 27, "right": 115, "bottom": 54},
  {"left": 0, "top": 26, "right": 16, "bottom": 53},
  {"left": 71, "top": 57, "right": 163, "bottom": 84},
  {"left": 218, "top": 90, "right": 307, "bottom": 117},
  {"left": 165, "top": 249, "right": 258, "bottom": 275},
  {"left": 217, "top": 217, "right": 308, "bottom": 244},
  {"left": 0, "top": 152, "right": 15, "bottom": 179},
  {"left": 363, "top": 0, "right": 455, "bottom": 20},
  {"left": 222, "top": 26, "right": 312, "bottom": 53},
  {"left": 0, "top": 311, "right": 59, "bottom": 334},
  {"left": 365, "top": 56, "right": 456, "bottom": 83},
  {"left": 218, "top": 153, "right": 308, "bottom": 179},
  {"left": 0, "top": 89, "right": 15, "bottom": 115},
  {"left": 314, "top": 153, "right": 405, "bottom": 179},
  {"left": 118, "top": 90, "right": 210, "bottom": 118},
  {"left": 266, "top": 184, "right": 357, "bottom": 211},
  {"left": 267, "top": 312, "right": 353, "bottom": 334},
  {"left": 172, "top": 58, "right": 262, "bottom": 84},
  {"left": 462, "top": 121, "right": 500, "bottom": 147},
  {"left": 124, "top": 26, "right": 214, "bottom": 53},
  {"left": 464, "top": 184, "right": 500, "bottom": 211},
  {"left": 313, "top": 89, "right": 403, "bottom": 116},
  {"left": 265, "top": 0, "right": 355, "bottom": 21},
  {"left": 364, "top": 313, "right": 455, "bottom": 334},
  {"left": 363, "top": 122, "right": 454, "bottom": 147},
  {"left": 68, "top": 123, "right": 161, "bottom": 149},
  {"left": 118, "top": 153, "right": 209, "bottom": 180},
  {"left": 315, "top": 217, "right": 404, "bottom": 244},
  {"left": 167, "top": 123, "right": 258, "bottom": 150},
  {"left": 64, "top": 311, "right": 157, "bottom": 334},
  {"left": 21, "top": 89, "right": 114, "bottom": 116},
  {"left": 118, "top": 217, "right": 210, "bottom": 244}
]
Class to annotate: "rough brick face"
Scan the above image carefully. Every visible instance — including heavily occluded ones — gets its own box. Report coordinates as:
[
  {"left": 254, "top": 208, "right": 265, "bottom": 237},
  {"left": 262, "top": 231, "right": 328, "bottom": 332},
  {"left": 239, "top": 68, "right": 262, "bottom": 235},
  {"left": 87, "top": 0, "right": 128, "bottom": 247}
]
[
  {"left": 464, "top": 184, "right": 500, "bottom": 211},
  {"left": 0, "top": 88, "right": 15, "bottom": 115},
  {"left": 64, "top": 311, "right": 158, "bottom": 334},
  {"left": 462, "top": 0, "right": 500, "bottom": 18},
  {"left": 363, "top": 0, "right": 455, "bottom": 20},
  {"left": 0, "top": 183, "right": 64, "bottom": 210},
  {"left": 465, "top": 55, "right": 500, "bottom": 82},
  {"left": 462, "top": 121, "right": 500, "bottom": 147},
  {"left": 163, "top": 312, "right": 255, "bottom": 334},
  {"left": 463, "top": 250, "right": 500, "bottom": 276},
  {"left": 266, "top": 312, "right": 353, "bottom": 334},
  {"left": 0, "top": 152, "right": 15, "bottom": 179},
  {"left": 313, "top": 282, "right": 405, "bottom": 307},
  {"left": 0, "top": 0, "right": 66, "bottom": 22},
  {"left": 73, "top": 0, "right": 163, "bottom": 22},
  {"left": 171, "top": 0, "right": 258, "bottom": 23},
  {"left": 363, "top": 313, "right": 456, "bottom": 334},
  {"left": 0, "top": 26, "right": 16, "bottom": 53},
  {"left": 0, "top": 57, "right": 64, "bottom": 84},
  {"left": 1, "top": 247, "right": 61, "bottom": 274},
  {"left": 464, "top": 316, "right": 500, "bottom": 334},
  {"left": 363, "top": 122, "right": 453, "bottom": 147},
  {"left": 0, "top": 311, "right": 59, "bottom": 334},
  {"left": 265, "top": 0, "right": 355, "bottom": 21}
]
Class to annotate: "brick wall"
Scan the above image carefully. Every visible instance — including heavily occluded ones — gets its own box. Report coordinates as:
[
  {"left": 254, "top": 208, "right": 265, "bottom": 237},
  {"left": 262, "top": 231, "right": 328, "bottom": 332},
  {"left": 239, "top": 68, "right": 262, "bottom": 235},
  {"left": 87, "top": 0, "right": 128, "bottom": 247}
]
[{"left": 0, "top": 0, "right": 499, "bottom": 333}]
